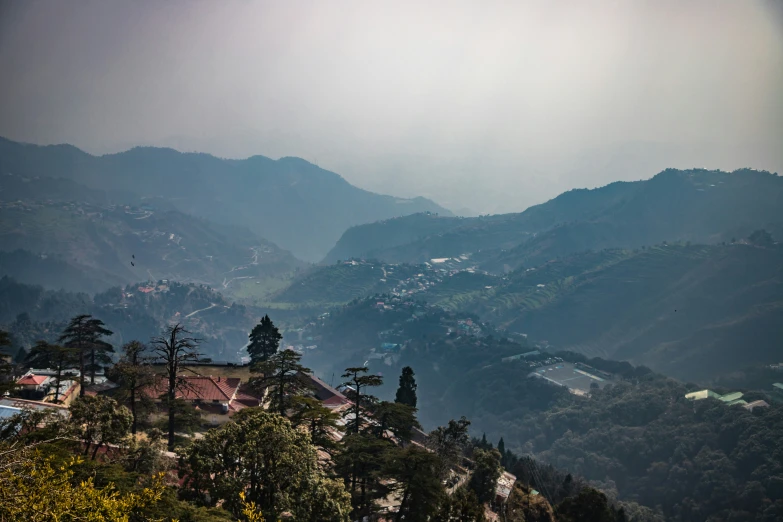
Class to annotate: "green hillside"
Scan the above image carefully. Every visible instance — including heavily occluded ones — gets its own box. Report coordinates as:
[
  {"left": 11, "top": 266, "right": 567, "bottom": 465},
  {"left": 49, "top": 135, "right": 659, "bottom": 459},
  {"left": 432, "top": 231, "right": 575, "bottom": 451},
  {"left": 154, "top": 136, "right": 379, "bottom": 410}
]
[
  {"left": 0, "top": 183, "right": 303, "bottom": 293},
  {"left": 419, "top": 243, "right": 783, "bottom": 381},
  {"left": 272, "top": 261, "right": 427, "bottom": 305},
  {"left": 0, "top": 137, "right": 451, "bottom": 261},
  {"left": 326, "top": 169, "right": 783, "bottom": 270}
]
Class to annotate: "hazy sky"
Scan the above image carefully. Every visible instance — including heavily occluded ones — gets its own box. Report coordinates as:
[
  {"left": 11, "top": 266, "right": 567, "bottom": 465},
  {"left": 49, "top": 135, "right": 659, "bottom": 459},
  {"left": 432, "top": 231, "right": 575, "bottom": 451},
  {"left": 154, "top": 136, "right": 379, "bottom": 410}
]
[{"left": 1, "top": 0, "right": 782, "bottom": 214}]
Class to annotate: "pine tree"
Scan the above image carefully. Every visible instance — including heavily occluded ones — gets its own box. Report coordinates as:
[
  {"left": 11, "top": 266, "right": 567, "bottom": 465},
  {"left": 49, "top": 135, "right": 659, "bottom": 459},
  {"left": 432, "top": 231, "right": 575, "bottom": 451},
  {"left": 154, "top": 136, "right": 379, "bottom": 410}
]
[
  {"left": 342, "top": 366, "right": 383, "bottom": 434},
  {"left": 498, "top": 437, "right": 506, "bottom": 466},
  {"left": 252, "top": 349, "right": 311, "bottom": 415},
  {"left": 247, "top": 314, "right": 282, "bottom": 364},
  {"left": 58, "top": 314, "right": 114, "bottom": 396},
  {"left": 291, "top": 396, "right": 342, "bottom": 454},
  {"left": 25, "top": 341, "right": 77, "bottom": 402},
  {"left": 394, "top": 366, "right": 417, "bottom": 408}
]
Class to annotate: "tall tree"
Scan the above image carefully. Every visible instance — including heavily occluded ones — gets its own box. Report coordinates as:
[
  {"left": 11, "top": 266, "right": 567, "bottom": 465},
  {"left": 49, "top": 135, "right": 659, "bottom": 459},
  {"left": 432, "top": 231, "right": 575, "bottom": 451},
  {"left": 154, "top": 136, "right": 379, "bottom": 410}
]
[
  {"left": 386, "top": 445, "right": 445, "bottom": 522},
  {"left": 427, "top": 416, "right": 471, "bottom": 480},
  {"left": 335, "top": 432, "right": 393, "bottom": 519},
  {"left": 371, "top": 401, "right": 421, "bottom": 443},
  {"left": 149, "top": 323, "right": 206, "bottom": 450},
  {"left": 247, "top": 314, "right": 282, "bottom": 364},
  {"left": 179, "top": 409, "right": 351, "bottom": 521},
  {"left": 58, "top": 314, "right": 114, "bottom": 396},
  {"left": 25, "top": 341, "right": 77, "bottom": 402},
  {"left": 291, "top": 396, "right": 342, "bottom": 454},
  {"left": 252, "top": 349, "right": 311, "bottom": 415},
  {"left": 341, "top": 366, "right": 382, "bottom": 434},
  {"left": 394, "top": 366, "right": 417, "bottom": 408},
  {"left": 107, "top": 340, "right": 155, "bottom": 434},
  {"left": 468, "top": 448, "right": 502, "bottom": 504}
]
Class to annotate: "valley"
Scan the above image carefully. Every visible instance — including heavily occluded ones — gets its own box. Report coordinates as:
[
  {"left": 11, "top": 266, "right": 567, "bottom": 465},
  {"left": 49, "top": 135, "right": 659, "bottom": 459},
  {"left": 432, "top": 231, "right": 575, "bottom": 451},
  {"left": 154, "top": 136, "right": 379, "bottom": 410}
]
[{"left": 1, "top": 142, "right": 782, "bottom": 522}]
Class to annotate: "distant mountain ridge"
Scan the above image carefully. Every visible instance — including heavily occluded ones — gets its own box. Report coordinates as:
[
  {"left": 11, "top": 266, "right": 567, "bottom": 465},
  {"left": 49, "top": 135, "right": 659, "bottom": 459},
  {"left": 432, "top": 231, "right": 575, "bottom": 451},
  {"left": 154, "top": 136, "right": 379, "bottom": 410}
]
[
  {"left": 0, "top": 173, "right": 303, "bottom": 293},
  {"left": 0, "top": 137, "right": 452, "bottom": 261},
  {"left": 325, "top": 168, "right": 783, "bottom": 269}
]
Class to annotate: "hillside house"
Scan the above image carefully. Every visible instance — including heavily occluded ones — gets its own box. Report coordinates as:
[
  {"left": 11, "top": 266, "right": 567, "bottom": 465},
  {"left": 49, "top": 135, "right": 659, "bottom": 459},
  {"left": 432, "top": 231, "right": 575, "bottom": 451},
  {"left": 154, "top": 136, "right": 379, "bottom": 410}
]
[
  {"left": 744, "top": 400, "right": 770, "bottom": 412},
  {"left": 16, "top": 373, "right": 50, "bottom": 393},
  {"left": 15, "top": 370, "right": 81, "bottom": 405},
  {"left": 495, "top": 471, "right": 517, "bottom": 505},
  {"left": 143, "top": 376, "right": 262, "bottom": 425}
]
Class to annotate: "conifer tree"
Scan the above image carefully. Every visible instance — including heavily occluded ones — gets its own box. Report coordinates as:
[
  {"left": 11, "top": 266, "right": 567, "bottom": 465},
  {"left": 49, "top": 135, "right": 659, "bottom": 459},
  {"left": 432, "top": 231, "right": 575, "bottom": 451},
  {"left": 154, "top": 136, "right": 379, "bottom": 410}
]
[
  {"left": 25, "top": 341, "right": 77, "bottom": 402},
  {"left": 394, "top": 366, "right": 417, "bottom": 408},
  {"left": 341, "top": 366, "right": 382, "bottom": 434},
  {"left": 247, "top": 314, "right": 282, "bottom": 364},
  {"left": 59, "top": 314, "right": 113, "bottom": 396},
  {"left": 252, "top": 348, "right": 311, "bottom": 415}
]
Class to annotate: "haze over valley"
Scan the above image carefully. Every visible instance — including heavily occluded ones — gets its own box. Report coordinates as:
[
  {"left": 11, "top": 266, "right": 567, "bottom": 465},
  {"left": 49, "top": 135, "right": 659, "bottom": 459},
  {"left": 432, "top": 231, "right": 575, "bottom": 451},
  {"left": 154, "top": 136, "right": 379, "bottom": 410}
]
[{"left": 1, "top": 1, "right": 783, "bottom": 521}]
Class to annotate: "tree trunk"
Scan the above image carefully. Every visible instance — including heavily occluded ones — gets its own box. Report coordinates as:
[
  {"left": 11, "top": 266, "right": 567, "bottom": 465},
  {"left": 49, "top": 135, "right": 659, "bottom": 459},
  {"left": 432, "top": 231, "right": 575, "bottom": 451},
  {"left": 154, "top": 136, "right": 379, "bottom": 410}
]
[
  {"left": 130, "top": 386, "right": 137, "bottom": 435},
  {"left": 78, "top": 327, "right": 86, "bottom": 397},
  {"left": 54, "top": 365, "right": 62, "bottom": 403},
  {"left": 91, "top": 441, "right": 103, "bottom": 460},
  {"left": 167, "top": 395, "right": 175, "bottom": 450},
  {"left": 396, "top": 486, "right": 411, "bottom": 522},
  {"left": 90, "top": 348, "right": 96, "bottom": 385}
]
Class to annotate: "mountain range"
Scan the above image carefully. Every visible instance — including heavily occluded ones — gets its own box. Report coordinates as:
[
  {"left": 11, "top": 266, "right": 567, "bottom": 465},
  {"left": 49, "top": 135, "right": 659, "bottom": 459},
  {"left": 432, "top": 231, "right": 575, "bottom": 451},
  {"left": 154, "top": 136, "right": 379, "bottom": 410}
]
[
  {"left": 0, "top": 173, "right": 302, "bottom": 293},
  {"left": 325, "top": 168, "right": 783, "bottom": 270},
  {"left": 0, "top": 137, "right": 451, "bottom": 261}
]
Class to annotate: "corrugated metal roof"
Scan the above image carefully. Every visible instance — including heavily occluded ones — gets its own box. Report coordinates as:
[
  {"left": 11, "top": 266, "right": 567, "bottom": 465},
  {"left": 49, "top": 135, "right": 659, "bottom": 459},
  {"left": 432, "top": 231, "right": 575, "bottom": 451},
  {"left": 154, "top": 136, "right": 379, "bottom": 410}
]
[
  {"left": 685, "top": 389, "right": 721, "bottom": 400},
  {"left": 719, "top": 391, "right": 744, "bottom": 402},
  {"left": 0, "top": 405, "right": 22, "bottom": 419}
]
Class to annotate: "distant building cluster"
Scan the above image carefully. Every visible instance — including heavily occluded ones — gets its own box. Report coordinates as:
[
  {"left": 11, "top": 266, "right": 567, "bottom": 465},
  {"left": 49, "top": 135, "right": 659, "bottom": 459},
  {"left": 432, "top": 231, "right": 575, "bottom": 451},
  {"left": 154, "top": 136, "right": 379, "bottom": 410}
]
[{"left": 685, "top": 389, "right": 770, "bottom": 411}]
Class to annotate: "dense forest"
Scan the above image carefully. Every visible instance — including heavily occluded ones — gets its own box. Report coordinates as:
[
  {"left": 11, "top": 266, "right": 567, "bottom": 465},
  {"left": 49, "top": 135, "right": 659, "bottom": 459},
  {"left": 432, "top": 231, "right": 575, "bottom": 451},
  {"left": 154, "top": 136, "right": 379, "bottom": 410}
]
[{"left": 291, "top": 296, "right": 783, "bottom": 520}]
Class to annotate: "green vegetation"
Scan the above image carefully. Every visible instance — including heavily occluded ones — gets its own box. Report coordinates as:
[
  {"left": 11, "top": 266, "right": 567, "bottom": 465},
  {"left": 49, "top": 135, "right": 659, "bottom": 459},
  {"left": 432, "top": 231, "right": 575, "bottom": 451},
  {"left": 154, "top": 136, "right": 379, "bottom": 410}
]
[
  {"left": 412, "top": 243, "right": 783, "bottom": 381},
  {"left": 327, "top": 169, "right": 783, "bottom": 273},
  {"left": 0, "top": 137, "right": 450, "bottom": 261},
  {"left": 272, "top": 261, "right": 423, "bottom": 305},
  {"left": 0, "top": 184, "right": 302, "bottom": 294}
]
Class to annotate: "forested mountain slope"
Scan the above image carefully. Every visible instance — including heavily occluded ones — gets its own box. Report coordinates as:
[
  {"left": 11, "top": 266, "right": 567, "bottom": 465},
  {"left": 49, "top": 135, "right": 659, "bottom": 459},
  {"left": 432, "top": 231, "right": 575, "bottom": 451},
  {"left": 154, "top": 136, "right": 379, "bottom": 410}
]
[
  {"left": 0, "top": 277, "right": 255, "bottom": 360},
  {"left": 295, "top": 296, "right": 783, "bottom": 521},
  {"left": 0, "top": 137, "right": 451, "bottom": 261},
  {"left": 0, "top": 173, "right": 302, "bottom": 293},
  {"left": 420, "top": 243, "right": 783, "bottom": 381},
  {"left": 326, "top": 168, "right": 783, "bottom": 270}
]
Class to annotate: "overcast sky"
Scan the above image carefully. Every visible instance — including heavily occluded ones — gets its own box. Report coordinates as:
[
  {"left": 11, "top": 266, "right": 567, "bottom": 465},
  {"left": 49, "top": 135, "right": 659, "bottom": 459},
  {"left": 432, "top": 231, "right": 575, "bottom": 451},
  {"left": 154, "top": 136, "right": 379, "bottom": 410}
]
[{"left": 1, "top": 0, "right": 781, "bottom": 214}]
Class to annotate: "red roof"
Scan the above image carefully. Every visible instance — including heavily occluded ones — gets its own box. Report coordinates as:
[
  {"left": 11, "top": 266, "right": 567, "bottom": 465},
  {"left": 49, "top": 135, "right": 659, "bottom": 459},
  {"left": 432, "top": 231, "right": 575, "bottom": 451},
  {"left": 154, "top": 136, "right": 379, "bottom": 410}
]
[
  {"left": 17, "top": 374, "right": 48, "bottom": 386},
  {"left": 145, "top": 376, "right": 241, "bottom": 402}
]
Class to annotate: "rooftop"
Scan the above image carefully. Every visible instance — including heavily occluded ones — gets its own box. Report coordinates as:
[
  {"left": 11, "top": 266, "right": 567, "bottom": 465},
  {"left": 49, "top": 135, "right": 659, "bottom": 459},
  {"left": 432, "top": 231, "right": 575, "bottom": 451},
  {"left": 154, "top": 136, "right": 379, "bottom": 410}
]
[
  {"left": 145, "top": 376, "right": 241, "bottom": 402},
  {"left": 17, "top": 374, "right": 49, "bottom": 386}
]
